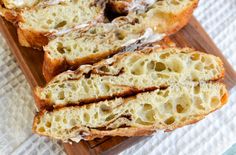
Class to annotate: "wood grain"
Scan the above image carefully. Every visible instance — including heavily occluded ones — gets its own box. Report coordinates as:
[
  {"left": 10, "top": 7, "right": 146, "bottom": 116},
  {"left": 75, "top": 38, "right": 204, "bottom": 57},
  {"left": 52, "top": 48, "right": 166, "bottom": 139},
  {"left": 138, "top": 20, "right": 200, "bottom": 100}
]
[{"left": 0, "top": 16, "right": 236, "bottom": 155}]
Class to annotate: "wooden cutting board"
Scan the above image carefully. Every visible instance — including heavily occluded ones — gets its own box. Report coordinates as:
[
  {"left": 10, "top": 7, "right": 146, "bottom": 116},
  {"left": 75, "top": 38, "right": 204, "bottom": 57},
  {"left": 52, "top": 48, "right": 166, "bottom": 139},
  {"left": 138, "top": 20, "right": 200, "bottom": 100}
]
[{"left": 1, "top": 17, "right": 236, "bottom": 155}]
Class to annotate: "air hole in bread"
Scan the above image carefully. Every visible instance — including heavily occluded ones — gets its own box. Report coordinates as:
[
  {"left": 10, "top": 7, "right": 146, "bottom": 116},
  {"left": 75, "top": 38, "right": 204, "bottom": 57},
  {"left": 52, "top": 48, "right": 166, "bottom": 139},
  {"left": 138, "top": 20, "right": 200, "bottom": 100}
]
[
  {"left": 164, "top": 101, "right": 173, "bottom": 113},
  {"left": 94, "top": 112, "right": 98, "bottom": 119},
  {"left": 143, "top": 103, "right": 153, "bottom": 111},
  {"left": 191, "top": 53, "right": 200, "bottom": 61},
  {"left": 160, "top": 53, "right": 170, "bottom": 59},
  {"left": 169, "top": 58, "right": 183, "bottom": 73},
  {"left": 135, "top": 118, "right": 153, "bottom": 125},
  {"left": 104, "top": 2, "right": 128, "bottom": 22},
  {"left": 195, "top": 63, "right": 203, "bottom": 71},
  {"left": 171, "top": 0, "right": 180, "bottom": 5},
  {"left": 56, "top": 42, "right": 65, "bottom": 54},
  {"left": 47, "top": 19, "right": 53, "bottom": 24},
  {"left": 70, "top": 83, "right": 77, "bottom": 91},
  {"left": 58, "top": 91, "right": 65, "bottom": 100},
  {"left": 204, "top": 64, "right": 215, "bottom": 70},
  {"left": 115, "top": 31, "right": 126, "bottom": 40},
  {"left": 105, "top": 114, "right": 116, "bottom": 122},
  {"left": 102, "top": 83, "right": 111, "bottom": 93},
  {"left": 63, "top": 118, "right": 67, "bottom": 124},
  {"left": 191, "top": 71, "right": 199, "bottom": 81},
  {"left": 100, "top": 104, "right": 112, "bottom": 114},
  {"left": 99, "top": 66, "right": 110, "bottom": 72},
  {"left": 157, "top": 73, "right": 169, "bottom": 78},
  {"left": 164, "top": 116, "right": 175, "bottom": 125},
  {"left": 46, "top": 121, "right": 51, "bottom": 128},
  {"left": 38, "top": 127, "right": 45, "bottom": 133},
  {"left": 55, "top": 116, "right": 61, "bottom": 122},
  {"left": 201, "top": 57, "right": 205, "bottom": 62},
  {"left": 131, "top": 61, "right": 145, "bottom": 75},
  {"left": 194, "top": 97, "right": 205, "bottom": 110},
  {"left": 83, "top": 112, "right": 90, "bottom": 122},
  {"left": 176, "top": 95, "right": 190, "bottom": 113},
  {"left": 145, "top": 110, "right": 155, "bottom": 122},
  {"left": 147, "top": 61, "right": 155, "bottom": 70},
  {"left": 155, "top": 62, "right": 166, "bottom": 71},
  {"left": 176, "top": 104, "right": 184, "bottom": 113},
  {"left": 55, "top": 21, "right": 67, "bottom": 28},
  {"left": 210, "top": 96, "right": 220, "bottom": 108},
  {"left": 194, "top": 85, "right": 200, "bottom": 94}
]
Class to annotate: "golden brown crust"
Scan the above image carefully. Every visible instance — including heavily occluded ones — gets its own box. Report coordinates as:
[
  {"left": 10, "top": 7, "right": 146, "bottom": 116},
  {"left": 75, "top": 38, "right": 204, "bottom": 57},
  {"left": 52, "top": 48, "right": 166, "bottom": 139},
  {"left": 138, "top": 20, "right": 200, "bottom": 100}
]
[
  {"left": 17, "top": 28, "right": 49, "bottom": 48},
  {"left": 32, "top": 86, "right": 228, "bottom": 141},
  {"left": 164, "top": 0, "right": 198, "bottom": 35},
  {"left": 0, "top": 5, "right": 19, "bottom": 24}
]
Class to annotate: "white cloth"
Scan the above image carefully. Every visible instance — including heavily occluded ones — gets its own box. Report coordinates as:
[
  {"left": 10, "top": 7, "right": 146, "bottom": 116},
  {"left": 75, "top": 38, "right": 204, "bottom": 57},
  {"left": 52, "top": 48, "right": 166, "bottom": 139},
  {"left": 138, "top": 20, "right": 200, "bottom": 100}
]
[
  {"left": 121, "top": 0, "right": 236, "bottom": 155},
  {"left": 0, "top": 0, "right": 235, "bottom": 154}
]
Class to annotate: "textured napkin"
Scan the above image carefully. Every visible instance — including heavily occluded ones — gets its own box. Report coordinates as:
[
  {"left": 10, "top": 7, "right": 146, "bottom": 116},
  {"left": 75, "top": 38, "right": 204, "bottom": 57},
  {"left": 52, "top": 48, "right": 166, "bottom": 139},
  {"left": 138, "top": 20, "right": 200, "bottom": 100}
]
[
  {"left": 121, "top": 0, "right": 236, "bottom": 155},
  {"left": 0, "top": 0, "right": 235, "bottom": 155}
]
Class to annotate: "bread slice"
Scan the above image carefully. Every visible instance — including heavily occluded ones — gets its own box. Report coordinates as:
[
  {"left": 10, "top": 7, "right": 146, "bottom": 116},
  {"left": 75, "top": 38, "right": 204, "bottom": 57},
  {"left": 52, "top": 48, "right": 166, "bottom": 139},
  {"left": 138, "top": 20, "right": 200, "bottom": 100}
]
[
  {"left": 33, "top": 82, "right": 228, "bottom": 141},
  {"left": 43, "top": 24, "right": 168, "bottom": 81},
  {"left": 16, "top": 0, "right": 105, "bottom": 48},
  {"left": 43, "top": 0, "right": 198, "bottom": 80},
  {"left": 35, "top": 47, "right": 224, "bottom": 109}
]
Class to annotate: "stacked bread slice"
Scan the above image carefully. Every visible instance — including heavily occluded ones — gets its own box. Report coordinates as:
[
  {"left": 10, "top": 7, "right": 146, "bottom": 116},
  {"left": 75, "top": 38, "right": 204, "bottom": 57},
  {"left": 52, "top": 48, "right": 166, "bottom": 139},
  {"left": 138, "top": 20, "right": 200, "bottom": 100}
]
[
  {"left": 1, "top": 0, "right": 198, "bottom": 67},
  {"left": 1, "top": 0, "right": 106, "bottom": 47},
  {"left": 33, "top": 47, "right": 228, "bottom": 142},
  {"left": 36, "top": 47, "right": 224, "bottom": 108},
  {"left": 43, "top": 0, "right": 198, "bottom": 80},
  {"left": 33, "top": 82, "right": 227, "bottom": 141}
]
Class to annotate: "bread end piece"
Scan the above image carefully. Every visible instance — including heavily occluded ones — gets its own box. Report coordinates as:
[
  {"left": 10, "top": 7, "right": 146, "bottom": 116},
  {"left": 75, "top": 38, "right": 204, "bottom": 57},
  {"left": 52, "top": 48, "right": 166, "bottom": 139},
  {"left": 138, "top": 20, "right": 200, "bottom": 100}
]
[{"left": 149, "top": 0, "right": 199, "bottom": 35}]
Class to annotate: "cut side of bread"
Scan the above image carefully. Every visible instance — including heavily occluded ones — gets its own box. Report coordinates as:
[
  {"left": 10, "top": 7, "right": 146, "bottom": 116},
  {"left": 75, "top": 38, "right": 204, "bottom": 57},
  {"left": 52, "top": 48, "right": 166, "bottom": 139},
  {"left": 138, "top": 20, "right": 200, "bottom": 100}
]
[
  {"left": 33, "top": 82, "right": 228, "bottom": 141},
  {"left": 16, "top": 0, "right": 105, "bottom": 48},
  {"left": 35, "top": 47, "right": 224, "bottom": 109},
  {"left": 43, "top": 0, "right": 198, "bottom": 80},
  {"left": 43, "top": 20, "right": 166, "bottom": 81}
]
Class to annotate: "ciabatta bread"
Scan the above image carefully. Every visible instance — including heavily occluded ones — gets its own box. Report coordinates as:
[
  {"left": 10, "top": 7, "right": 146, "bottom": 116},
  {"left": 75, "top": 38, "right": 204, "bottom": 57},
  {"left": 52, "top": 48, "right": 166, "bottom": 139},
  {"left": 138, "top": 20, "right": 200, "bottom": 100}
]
[
  {"left": 35, "top": 47, "right": 224, "bottom": 109},
  {"left": 43, "top": 26, "right": 169, "bottom": 81},
  {"left": 16, "top": 0, "right": 105, "bottom": 48},
  {"left": 33, "top": 82, "right": 228, "bottom": 141},
  {"left": 43, "top": 0, "right": 198, "bottom": 80}
]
